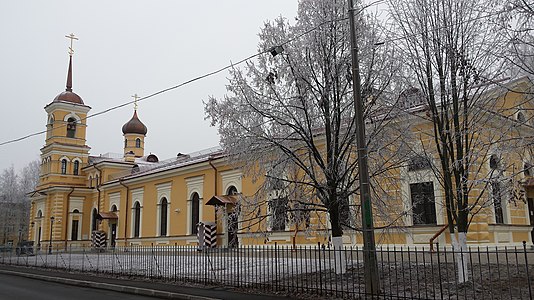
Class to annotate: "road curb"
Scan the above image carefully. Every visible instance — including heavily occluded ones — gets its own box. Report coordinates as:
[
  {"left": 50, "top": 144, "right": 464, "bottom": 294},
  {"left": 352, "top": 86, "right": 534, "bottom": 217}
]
[{"left": 0, "top": 268, "right": 220, "bottom": 300}]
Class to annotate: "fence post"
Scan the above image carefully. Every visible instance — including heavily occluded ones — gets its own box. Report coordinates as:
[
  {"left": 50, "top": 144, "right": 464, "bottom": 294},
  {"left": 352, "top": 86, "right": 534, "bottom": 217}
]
[
  {"left": 436, "top": 242, "right": 443, "bottom": 299},
  {"left": 81, "top": 246, "right": 85, "bottom": 272},
  {"left": 524, "top": 241, "right": 532, "bottom": 299},
  {"left": 274, "top": 242, "right": 278, "bottom": 292},
  {"left": 97, "top": 245, "right": 100, "bottom": 274},
  {"left": 55, "top": 244, "right": 58, "bottom": 269},
  {"left": 174, "top": 243, "right": 177, "bottom": 282},
  {"left": 112, "top": 246, "right": 115, "bottom": 275}
]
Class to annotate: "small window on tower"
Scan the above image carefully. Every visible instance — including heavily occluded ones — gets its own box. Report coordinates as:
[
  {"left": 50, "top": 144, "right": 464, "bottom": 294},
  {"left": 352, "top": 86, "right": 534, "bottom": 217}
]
[
  {"left": 61, "top": 159, "right": 67, "bottom": 175},
  {"left": 66, "top": 118, "right": 77, "bottom": 138},
  {"left": 135, "top": 138, "right": 141, "bottom": 148},
  {"left": 124, "top": 139, "right": 128, "bottom": 148},
  {"left": 73, "top": 160, "right": 79, "bottom": 175}
]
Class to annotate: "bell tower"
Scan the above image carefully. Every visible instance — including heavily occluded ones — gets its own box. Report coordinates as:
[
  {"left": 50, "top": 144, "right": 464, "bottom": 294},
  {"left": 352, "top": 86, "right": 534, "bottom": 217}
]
[
  {"left": 38, "top": 34, "right": 91, "bottom": 189},
  {"left": 122, "top": 94, "right": 148, "bottom": 162}
]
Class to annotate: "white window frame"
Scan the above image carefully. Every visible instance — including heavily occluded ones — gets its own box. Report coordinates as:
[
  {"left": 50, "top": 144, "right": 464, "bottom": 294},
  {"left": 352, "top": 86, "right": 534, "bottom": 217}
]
[
  {"left": 401, "top": 160, "right": 444, "bottom": 227},
  {"left": 488, "top": 152, "right": 511, "bottom": 225},
  {"left": 185, "top": 176, "right": 204, "bottom": 235},
  {"left": 155, "top": 182, "right": 171, "bottom": 237}
]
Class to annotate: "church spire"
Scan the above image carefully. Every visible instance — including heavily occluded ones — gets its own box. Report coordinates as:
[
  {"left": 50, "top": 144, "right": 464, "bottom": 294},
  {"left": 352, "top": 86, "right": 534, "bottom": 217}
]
[
  {"left": 52, "top": 33, "right": 84, "bottom": 105},
  {"left": 66, "top": 55, "right": 73, "bottom": 92},
  {"left": 64, "top": 33, "right": 78, "bottom": 92}
]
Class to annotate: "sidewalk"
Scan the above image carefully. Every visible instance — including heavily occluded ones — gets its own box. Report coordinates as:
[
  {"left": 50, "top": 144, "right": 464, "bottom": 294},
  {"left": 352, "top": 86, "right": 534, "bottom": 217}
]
[{"left": 0, "top": 265, "right": 293, "bottom": 300}]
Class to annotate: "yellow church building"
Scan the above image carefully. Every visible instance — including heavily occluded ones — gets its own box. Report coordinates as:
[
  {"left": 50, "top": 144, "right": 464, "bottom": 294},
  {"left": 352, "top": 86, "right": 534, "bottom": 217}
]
[{"left": 28, "top": 50, "right": 534, "bottom": 251}]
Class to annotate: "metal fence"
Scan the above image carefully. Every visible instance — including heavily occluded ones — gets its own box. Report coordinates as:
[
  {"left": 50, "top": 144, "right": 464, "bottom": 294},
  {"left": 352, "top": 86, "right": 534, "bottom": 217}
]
[{"left": 1, "top": 242, "right": 533, "bottom": 299}]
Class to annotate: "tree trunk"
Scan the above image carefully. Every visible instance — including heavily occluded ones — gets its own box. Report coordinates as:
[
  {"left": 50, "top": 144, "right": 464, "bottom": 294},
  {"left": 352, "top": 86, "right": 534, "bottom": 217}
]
[
  {"left": 328, "top": 200, "right": 347, "bottom": 274},
  {"left": 451, "top": 231, "right": 469, "bottom": 283}
]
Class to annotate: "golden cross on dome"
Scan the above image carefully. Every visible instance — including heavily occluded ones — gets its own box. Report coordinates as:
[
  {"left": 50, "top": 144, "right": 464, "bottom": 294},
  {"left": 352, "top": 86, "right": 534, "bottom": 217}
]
[
  {"left": 65, "top": 33, "right": 78, "bottom": 56},
  {"left": 132, "top": 94, "right": 140, "bottom": 110}
]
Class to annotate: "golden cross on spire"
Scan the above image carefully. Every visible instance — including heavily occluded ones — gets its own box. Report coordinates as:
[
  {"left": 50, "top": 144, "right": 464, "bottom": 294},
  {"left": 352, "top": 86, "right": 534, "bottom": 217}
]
[
  {"left": 132, "top": 94, "right": 140, "bottom": 110},
  {"left": 65, "top": 33, "right": 78, "bottom": 56}
]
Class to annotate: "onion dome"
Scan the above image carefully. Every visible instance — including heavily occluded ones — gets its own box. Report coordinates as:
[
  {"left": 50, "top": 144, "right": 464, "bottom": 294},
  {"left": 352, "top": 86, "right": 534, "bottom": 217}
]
[
  {"left": 53, "top": 56, "right": 84, "bottom": 105},
  {"left": 122, "top": 110, "right": 148, "bottom": 135}
]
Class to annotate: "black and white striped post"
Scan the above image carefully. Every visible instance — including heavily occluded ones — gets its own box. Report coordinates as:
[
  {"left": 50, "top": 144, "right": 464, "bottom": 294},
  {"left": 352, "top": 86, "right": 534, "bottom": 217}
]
[{"left": 204, "top": 222, "right": 217, "bottom": 248}]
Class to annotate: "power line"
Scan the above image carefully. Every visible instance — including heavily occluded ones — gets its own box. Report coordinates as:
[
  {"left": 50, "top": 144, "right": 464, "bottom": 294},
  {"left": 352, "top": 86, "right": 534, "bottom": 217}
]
[
  {"left": 0, "top": 13, "right": 355, "bottom": 147},
  {"left": 0, "top": 52, "right": 267, "bottom": 147},
  {"left": 0, "top": 2, "right": 527, "bottom": 147}
]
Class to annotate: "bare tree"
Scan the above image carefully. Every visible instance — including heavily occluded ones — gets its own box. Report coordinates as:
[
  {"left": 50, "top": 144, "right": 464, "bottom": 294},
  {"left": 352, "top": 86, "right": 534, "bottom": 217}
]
[
  {"left": 0, "top": 165, "right": 20, "bottom": 202},
  {"left": 19, "top": 160, "right": 40, "bottom": 241},
  {"left": 0, "top": 161, "right": 40, "bottom": 245},
  {"left": 387, "top": 0, "right": 523, "bottom": 283},
  {"left": 0, "top": 165, "right": 20, "bottom": 244},
  {"left": 500, "top": 0, "right": 534, "bottom": 76},
  {"left": 206, "top": 0, "right": 408, "bottom": 271}
]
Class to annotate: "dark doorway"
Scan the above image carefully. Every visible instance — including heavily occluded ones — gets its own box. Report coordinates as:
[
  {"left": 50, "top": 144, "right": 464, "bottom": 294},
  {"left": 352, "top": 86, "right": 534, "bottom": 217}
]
[
  {"left": 110, "top": 223, "right": 117, "bottom": 247},
  {"left": 191, "top": 193, "right": 200, "bottom": 234},
  {"left": 37, "top": 227, "right": 42, "bottom": 250},
  {"left": 71, "top": 220, "right": 79, "bottom": 241},
  {"left": 528, "top": 198, "right": 534, "bottom": 245},
  {"left": 91, "top": 208, "right": 98, "bottom": 231}
]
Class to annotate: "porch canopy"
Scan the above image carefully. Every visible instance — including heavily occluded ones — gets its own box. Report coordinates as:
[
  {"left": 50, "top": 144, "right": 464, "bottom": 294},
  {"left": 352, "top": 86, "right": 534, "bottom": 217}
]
[
  {"left": 97, "top": 211, "right": 118, "bottom": 220},
  {"left": 205, "top": 195, "right": 238, "bottom": 206}
]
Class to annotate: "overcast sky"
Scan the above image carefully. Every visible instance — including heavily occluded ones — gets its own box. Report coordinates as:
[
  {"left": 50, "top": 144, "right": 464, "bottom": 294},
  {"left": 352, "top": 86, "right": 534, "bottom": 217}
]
[{"left": 0, "top": 1, "right": 299, "bottom": 172}]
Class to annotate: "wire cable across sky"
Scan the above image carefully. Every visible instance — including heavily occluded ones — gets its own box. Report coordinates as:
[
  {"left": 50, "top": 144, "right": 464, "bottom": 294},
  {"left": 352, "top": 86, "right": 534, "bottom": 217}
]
[{"left": 0, "top": 1, "right": 526, "bottom": 147}]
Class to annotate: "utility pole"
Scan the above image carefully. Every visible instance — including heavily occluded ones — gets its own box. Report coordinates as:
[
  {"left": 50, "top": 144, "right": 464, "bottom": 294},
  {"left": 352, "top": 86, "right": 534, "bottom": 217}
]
[{"left": 348, "top": 0, "right": 380, "bottom": 295}]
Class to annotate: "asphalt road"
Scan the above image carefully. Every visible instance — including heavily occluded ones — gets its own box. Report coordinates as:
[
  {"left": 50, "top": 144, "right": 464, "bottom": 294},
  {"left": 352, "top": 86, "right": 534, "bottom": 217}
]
[{"left": 0, "top": 273, "right": 159, "bottom": 300}]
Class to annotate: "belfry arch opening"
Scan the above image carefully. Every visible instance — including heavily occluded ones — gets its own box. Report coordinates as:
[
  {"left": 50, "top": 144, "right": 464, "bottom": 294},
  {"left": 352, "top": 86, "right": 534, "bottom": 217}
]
[{"left": 66, "top": 117, "right": 77, "bottom": 138}]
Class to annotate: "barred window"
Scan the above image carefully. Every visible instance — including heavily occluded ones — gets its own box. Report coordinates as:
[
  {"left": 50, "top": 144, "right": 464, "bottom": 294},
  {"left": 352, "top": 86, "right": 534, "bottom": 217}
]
[
  {"left": 410, "top": 182, "right": 437, "bottom": 225},
  {"left": 269, "top": 196, "right": 288, "bottom": 231}
]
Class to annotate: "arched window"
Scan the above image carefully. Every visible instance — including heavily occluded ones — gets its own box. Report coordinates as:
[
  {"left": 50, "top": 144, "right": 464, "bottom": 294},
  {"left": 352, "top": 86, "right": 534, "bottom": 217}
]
[
  {"left": 61, "top": 159, "right": 67, "bottom": 174},
  {"left": 517, "top": 111, "right": 526, "bottom": 123},
  {"left": 66, "top": 117, "right": 77, "bottom": 138},
  {"left": 489, "top": 154, "right": 504, "bottom": 224},
  {"left": 525, "top": 163, "right": 532, "bottom": 177},
  {"left": 160, "top": 198, "right": 168, "bottom": 236},
  {"left": 133, "top": 201, "right": 141, "bottom": 238},
  {"left": 111, "top": 205, "right": 117, "bottom": 212},
  {"left": 95, "top": 175, "right": 99, "bottom": 187},
  {"left": 89, "top": 176, "right": 93, "bottom": 188},
  {"left": 91, "top": 208, "right": 98, "bottom": 231},
  {"left": 191, "top": 193, "right": 200, "bottom": 234},
  {"left": 73, "top": 160, "right": 79, "bottom": 175},
  {"left": 135, "top": 138, "right": 141, "bottom": 148},
  {"left": 37, "top": 210, "right": 43, "bottom": 218},
  {"left": 72, "top": 209, "right": 79, "bottom": 213},
  {"left": 489, "top": 154, "right": 500, "bottom": 170},
  {"left": 226, "top": 185, "right": 238, "bottom": 195},
  {"left": 124, "top": 139, "right": 128, "bottom": 148}
]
